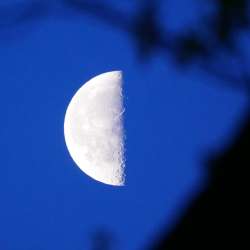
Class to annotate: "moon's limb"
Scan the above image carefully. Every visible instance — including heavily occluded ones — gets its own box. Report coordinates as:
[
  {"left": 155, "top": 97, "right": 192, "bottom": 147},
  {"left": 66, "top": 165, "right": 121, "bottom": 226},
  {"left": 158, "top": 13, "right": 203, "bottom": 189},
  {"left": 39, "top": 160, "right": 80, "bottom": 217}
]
[{"left": 64, "top": 71, "right": 125, "bottom": 186}]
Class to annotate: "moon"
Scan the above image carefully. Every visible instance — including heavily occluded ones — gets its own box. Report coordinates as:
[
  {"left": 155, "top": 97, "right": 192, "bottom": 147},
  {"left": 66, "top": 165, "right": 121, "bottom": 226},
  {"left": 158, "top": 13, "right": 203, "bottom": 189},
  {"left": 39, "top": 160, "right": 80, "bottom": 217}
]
[{"left": 64, "top": 71, "right": 125, "bottom": 186}]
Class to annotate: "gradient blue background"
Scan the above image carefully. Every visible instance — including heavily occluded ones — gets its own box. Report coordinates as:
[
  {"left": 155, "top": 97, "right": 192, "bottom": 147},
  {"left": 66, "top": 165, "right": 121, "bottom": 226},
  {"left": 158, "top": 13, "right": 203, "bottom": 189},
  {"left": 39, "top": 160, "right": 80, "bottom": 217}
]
[{"left": 0, "top": 1, "right": 248, "bottom": 249}]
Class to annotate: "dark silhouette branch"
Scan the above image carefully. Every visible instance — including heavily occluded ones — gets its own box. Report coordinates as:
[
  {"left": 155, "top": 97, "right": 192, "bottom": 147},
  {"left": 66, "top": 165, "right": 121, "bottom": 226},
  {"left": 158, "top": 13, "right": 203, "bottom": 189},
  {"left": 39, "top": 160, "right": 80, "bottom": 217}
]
[
  {"left": 1, "top": 1, "right": 250, "bottom": 249},
  {"left": 0, "top": 0, "right": 249, "bottom": 94},
  {"left": 0, "top": 1, "right": 49, "bottom": 28}
]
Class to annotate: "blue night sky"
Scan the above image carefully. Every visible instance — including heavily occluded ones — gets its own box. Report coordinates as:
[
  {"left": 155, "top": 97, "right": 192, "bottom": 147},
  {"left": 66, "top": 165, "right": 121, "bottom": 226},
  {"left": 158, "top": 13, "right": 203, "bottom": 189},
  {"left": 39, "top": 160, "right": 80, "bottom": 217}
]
[{"left": 0, "top": 1, "right": 248, "bottom": 250}]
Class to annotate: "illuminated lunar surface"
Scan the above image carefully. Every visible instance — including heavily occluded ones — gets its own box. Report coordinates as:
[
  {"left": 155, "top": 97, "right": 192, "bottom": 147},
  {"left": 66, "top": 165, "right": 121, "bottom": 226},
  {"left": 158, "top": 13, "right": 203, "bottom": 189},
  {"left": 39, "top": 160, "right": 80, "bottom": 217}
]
[{"left": 64, "top": 71, "right": 125, "bottom": 186}]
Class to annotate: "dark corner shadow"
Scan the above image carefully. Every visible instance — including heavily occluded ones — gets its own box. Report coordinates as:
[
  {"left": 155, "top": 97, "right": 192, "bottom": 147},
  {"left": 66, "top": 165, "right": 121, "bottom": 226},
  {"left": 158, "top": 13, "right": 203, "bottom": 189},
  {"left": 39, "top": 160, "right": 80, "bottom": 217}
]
[{"left": 146, "top": 107, "right": 250, "bottom": 249}]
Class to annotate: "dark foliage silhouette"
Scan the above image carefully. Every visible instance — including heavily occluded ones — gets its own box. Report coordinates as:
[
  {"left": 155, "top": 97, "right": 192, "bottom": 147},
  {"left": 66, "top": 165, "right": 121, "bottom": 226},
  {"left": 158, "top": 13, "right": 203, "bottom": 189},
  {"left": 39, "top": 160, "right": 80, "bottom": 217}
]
[
  {"left": 1, "top": 1, "right": 249, "bottom": 249},
  {"left": 147, "top": 108, "right": 250, "bottom": 249},
  {"left": 90, "top": 230, "right": 114, "bottom": 250},
  {"left": 1, "top": 0, "right": 249, "bottom": 90}
]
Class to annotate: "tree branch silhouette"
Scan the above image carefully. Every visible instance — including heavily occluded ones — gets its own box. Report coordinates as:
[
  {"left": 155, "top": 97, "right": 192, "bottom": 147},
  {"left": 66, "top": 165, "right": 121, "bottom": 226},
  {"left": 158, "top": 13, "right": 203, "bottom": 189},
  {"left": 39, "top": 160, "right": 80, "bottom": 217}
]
[
  {"left": 1, "top": 1, "right": 249, "bottom": 249},
  {"left": 1, "top": 0, "right": 249, "bottom": 92}
]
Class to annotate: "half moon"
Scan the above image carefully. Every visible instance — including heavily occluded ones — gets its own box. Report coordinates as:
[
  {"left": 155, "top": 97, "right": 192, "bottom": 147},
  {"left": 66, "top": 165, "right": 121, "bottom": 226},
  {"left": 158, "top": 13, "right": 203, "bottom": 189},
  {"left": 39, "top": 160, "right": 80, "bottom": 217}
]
[{"left": 64, "top": 71, "right": 125, "bottom": 186}]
